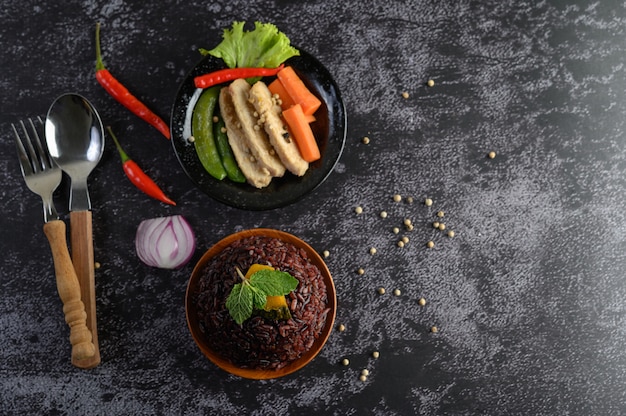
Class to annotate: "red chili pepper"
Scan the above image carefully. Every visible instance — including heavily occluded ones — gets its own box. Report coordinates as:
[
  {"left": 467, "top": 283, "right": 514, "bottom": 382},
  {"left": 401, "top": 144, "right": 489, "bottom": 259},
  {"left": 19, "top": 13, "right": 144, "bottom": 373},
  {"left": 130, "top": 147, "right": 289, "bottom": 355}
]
[
  {"left": 193, "top": 64, "right": 285, "bottom": 89},
  {"left": 95, "top": 23, "right": 171, "bottom": 140},
  {"left": 107, "top": 126, "right": 176, "bottom": 206}
]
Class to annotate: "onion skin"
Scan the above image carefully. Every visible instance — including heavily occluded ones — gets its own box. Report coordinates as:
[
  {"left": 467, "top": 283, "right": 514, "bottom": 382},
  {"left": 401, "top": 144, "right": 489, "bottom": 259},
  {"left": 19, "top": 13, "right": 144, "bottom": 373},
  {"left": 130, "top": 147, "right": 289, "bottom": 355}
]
[{"left": 135, "top": 215, "right": 196, "bottom": 269}]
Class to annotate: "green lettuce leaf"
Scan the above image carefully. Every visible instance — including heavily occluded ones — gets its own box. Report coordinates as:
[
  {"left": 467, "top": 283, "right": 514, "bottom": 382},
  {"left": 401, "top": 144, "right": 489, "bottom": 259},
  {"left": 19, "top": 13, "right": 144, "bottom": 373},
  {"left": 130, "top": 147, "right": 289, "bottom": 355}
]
[{"left": 205, "top": 21, "right": 300, "bottom": 69}]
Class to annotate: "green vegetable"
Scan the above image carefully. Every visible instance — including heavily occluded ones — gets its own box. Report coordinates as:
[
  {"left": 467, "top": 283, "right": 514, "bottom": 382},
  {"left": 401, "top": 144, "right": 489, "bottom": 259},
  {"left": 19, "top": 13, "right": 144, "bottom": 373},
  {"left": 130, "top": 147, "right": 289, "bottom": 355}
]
[
  {"left": 213, "top": 114, "right": 246, "bottom": 183},
  {"left": 192, "top": 86, "right": 227, "bottom": 180},
  {"left": 202, "top": 21, "right": 300, "bottom": 69},
  {"left": 226, "top": 268, "right": 299, "bottom": 325}
]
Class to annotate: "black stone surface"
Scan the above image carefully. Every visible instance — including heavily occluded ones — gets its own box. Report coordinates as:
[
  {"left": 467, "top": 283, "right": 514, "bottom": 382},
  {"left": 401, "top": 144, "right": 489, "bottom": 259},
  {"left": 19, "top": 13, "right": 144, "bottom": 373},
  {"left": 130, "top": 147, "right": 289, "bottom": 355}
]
[{"left": 1, "top": 1, "right": 625, "bottom": 415}]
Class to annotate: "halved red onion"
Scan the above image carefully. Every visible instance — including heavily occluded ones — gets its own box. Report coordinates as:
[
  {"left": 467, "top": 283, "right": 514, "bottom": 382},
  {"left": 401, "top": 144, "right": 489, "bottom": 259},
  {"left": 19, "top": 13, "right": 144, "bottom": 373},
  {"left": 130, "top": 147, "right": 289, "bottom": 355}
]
[{"left": 135, "top": 215, "right": 196, "bottom": 269}]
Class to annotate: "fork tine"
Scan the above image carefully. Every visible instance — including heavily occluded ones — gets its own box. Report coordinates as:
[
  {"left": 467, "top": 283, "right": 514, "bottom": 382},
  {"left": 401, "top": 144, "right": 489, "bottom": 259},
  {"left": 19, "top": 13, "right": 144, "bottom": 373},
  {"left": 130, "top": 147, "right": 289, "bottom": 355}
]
[
  {"left": 20, "top": 119, "right": 41, "bottom": 173},
  {"left": 27, "top": 117, "right": 54, "bottom": 170},
  {"left": 14, "top": 116, "right": 62, "bottom": 223},
  {"left": 13, "top": 122, "right": 34, "bottom": 177}
]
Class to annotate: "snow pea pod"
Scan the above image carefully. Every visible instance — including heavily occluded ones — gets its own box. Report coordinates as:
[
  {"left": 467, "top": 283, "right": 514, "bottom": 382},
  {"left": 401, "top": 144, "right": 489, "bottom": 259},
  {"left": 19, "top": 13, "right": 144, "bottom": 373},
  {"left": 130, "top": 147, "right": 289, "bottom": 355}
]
[
  {"left": 213, "top": 114, "right": 246, "bottom": 183},
  {"left": 192, "top": 86, "right": 227, "bottom": 180}
]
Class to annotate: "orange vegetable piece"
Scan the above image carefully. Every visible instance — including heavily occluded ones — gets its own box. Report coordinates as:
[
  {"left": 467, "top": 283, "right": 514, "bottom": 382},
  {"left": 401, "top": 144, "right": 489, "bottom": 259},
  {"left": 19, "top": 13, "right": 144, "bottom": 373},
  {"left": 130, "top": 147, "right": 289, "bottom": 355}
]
[
  {"left": 276, "top": 66, "right": 322, "bottom": 116},
  {"left": 244, "top": 263, "right": 275, "bottom": 279},
  {"left": 268, "top": 78, "right": 295, "bottom": 111},
  {"left": 245, "top": 264, "right": 291, "bottom": 320},
  {"left": 267, "top": 78, "right": 316, "bottom": 123},
  {"left": 282, "top": 104, "right": 321, "bottom": 162}
]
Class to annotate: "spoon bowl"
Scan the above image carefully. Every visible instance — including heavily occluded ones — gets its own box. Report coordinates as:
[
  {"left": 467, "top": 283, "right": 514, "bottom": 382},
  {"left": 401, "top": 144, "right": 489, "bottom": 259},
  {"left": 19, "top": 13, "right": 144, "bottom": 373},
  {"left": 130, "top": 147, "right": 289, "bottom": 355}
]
[{"left": 46, "top": 93, "right": 104, "bottom": 211}]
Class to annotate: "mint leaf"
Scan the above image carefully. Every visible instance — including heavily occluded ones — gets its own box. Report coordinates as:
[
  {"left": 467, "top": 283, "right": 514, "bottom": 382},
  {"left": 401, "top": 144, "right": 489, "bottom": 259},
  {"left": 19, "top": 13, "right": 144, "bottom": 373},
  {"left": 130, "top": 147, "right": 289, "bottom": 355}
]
[
  {"left": 249, "top": 269, "right": 298, "bottom": 296},
  {"left": 225, "top": 267, "right": 299, "bottom": 324},
  {"left": 225, "top": 282, "right": 253, "bottom": 325},
  {"left": 250, "top": 285, "right": 267, "bottom": 310}
]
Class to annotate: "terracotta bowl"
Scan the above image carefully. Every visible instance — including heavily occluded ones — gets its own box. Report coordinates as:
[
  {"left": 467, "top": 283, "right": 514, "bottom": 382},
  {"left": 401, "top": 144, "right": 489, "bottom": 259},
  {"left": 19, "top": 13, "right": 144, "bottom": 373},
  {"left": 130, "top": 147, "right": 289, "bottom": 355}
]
[{"left": 185, "top": 228, "right": 336, "bottom": 379}]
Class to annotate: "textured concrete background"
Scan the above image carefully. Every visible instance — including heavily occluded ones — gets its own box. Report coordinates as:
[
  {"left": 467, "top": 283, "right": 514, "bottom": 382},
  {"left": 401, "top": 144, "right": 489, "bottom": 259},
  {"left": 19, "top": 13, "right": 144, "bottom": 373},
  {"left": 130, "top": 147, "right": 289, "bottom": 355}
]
[{"left": 1, "top": 0, "right": 626, "bottom": 415}]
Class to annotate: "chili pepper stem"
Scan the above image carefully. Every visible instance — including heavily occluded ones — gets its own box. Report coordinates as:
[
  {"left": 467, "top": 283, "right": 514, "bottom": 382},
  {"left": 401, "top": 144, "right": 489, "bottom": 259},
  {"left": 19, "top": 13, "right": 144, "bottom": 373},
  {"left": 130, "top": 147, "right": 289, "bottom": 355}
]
[
  {"left": 106, "top": 126, "right": 131, "bottom": 164},
  {"left": 95, "top": 22, "right": 106, "bottom": 72}
]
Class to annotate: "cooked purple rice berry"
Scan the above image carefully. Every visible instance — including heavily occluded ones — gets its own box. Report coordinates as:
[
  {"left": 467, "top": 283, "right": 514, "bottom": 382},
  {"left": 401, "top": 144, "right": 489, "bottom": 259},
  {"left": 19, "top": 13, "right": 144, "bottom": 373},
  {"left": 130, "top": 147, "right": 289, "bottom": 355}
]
[{"left": 193, "top": 235, "right": 329, "bottom": 370}]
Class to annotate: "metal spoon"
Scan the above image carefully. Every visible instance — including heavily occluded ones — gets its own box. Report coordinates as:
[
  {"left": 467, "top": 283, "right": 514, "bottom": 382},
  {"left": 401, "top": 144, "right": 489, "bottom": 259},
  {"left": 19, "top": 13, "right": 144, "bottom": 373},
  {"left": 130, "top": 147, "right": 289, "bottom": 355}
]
[{"left": 46, "top": 93, "right": 104, "bottom": 369}]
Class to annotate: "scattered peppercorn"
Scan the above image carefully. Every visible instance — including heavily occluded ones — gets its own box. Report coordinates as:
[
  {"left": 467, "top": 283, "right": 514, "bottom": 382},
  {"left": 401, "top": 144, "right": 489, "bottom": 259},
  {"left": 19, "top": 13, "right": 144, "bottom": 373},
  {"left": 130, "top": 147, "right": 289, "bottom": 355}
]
[
  {"left": 393, "top": 289, "right": 401, "bottom": 296},
  {"left": 447, "top": 230, "right": 455, "bottom": 238},
  {"left": 403, "top": 218, "right": 412, "bottom": 227},
  {"left": 438, "top": 223, "right": 446, "bottom": 231},
  {"left": 362, "top": 136, "right": 370, "bottom": 145},
  {"left": 406, "top": 196, "right": 414, "bottom": 204},
  {"left": 427, "top": 241, "right": 435, "bottom": 248},
  {"left": 359, "top": 374, "right": 368, "bottom": 382},
  {"left": 378, "top": 287, "right": 386, "bottom": 295},
  {"left": 94, "top": 262, "right": 101, "bottom": 269},
  {"left": 323, "top": 250, "right": 330, "bottom": 258},
  {"left": 437, "top": 211, "right": 445, "bottom": 218},
  {"left": 369, "top": 247, "right": 377, "bottom": 255},
  {"left": 418, "top": 298, "right": 427, "bottom": 306},
  {"left": 393, "top": 194, "right": 402, "bottom": 202},
  {"left": 357, "top": 268, "right": 365, "bottom": 275},
  {"left": 427, "top": 79, "right": 435, "bottom": 87},
  {"left": 380, "top": 211, "right": 388, "bottom": 219},
  {"left": 425, "top": 198, "right": 433, "bottom": 206},
  {"left": 433, "top": 221, "right": 440, "bottom": 229},
  {"left": 397, "top": 240, "right": 405, "bottom": 248},
  {"left": 188, "top": 135, "right": 195, "bottom": 143},
  {"left": 488, "top": 151, "right": 496, "bottom": 159},
  {"left": 361, "top": 369, "right": 370, "bottom": 376},
  {"left": 431, "top": 326, "right": 438, "bottom": 333},
  {"left": 372, "top": 351, "right": 380, "bottom": 359},
  {"left": 401, "top": 91, "right": 409, "bottom": 99},
  {"left": 355, "top": 206, "right": 363, "bottom": 214},
  {"left": 392, "top": 227, "right": 400, "bottom": 234},
  {"left": 338, "top": 324, "right": 346, "bottom": 332},
  {"left": 342, "top": 358, "right": 350, "bottom": 366},
  {"left": 401, "top": 236, "right": 409, "bottom": 244}
]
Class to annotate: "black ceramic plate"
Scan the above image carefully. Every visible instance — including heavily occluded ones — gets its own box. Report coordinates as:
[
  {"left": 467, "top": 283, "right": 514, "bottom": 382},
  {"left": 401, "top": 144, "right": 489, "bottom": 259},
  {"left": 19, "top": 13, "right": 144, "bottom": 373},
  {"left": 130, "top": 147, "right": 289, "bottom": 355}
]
[{"left": 171, "top": 50, "right": 346, "bottom": 210}]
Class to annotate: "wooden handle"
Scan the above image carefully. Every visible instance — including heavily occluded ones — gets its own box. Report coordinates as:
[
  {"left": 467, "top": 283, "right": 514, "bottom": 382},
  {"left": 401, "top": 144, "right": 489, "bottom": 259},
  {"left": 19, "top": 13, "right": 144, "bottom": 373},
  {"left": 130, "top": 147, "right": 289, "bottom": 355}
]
[
  {"left": 43, "top": 220, "right": 96, "bottom": 366},
  {"left": 69, "top": 210, "right": 101, "bottom": 368}
]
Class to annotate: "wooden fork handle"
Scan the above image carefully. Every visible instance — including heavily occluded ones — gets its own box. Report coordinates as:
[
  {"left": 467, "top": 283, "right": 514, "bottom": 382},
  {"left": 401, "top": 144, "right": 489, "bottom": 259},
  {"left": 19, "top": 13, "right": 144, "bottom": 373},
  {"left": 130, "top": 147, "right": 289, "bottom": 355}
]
[
  {"left": 69, "top": 210, "right": 101, "bottom": 369},
  {"left": 43, "top": 220, "right": 96, "bottom": 366}
]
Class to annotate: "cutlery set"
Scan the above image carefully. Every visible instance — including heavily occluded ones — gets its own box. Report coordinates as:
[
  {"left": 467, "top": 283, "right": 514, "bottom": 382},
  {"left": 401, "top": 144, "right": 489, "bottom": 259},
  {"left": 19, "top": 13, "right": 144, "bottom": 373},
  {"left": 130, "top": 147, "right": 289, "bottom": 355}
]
[{"left": 13, "top": 94, "right": 104, "bottom": 369}]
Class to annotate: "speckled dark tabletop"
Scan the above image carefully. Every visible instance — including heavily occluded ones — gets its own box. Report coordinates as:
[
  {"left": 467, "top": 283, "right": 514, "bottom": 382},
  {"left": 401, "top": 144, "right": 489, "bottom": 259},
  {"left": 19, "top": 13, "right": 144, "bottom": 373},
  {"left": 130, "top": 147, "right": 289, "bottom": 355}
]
[{"left": 2, "top": 1, "right": 626, "bottom": 415}]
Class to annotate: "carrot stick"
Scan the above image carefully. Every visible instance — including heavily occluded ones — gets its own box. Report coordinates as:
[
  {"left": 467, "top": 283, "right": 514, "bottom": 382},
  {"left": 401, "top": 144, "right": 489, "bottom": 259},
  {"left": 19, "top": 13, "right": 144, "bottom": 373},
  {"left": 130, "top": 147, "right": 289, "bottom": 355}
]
[
  {"left": 276, "top": 66, "right": 321, "bottom": 116},
  {"left": 282, "top": 104, "right": 320, "bottom": 162},
  {"left": 268, "top": 78, "right": 295, "bottom": 111},
  {"left": 268, "top": 78, "right": 316, "bottom": 122}
]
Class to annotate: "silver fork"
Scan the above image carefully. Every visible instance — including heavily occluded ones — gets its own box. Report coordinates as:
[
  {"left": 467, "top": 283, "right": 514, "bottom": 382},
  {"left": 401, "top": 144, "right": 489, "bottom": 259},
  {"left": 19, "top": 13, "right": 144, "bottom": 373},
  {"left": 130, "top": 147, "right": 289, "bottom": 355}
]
[
  {"left": 14, "top": 118, "right": 96, "bottom": 367},
  {"left": 13, "top": 118, "right": 61, "bottom": 222}
]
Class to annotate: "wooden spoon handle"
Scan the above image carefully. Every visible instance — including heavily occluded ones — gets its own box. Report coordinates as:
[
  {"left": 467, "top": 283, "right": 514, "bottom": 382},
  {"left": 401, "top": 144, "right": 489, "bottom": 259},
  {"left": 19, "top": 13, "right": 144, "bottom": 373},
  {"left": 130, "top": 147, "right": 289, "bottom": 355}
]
[
  {"left": 69, "top": 210, "right": 101, "bottom": 368},
  {"left": 43, "top": 220, "right": 96, "bottom": 365}
]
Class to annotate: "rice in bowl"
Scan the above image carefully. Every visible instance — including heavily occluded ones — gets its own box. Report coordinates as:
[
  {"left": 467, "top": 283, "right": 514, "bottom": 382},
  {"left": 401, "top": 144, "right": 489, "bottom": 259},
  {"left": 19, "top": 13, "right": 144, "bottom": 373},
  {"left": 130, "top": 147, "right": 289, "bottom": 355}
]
[{"left": 191, "top": 233, "right": 331, "bottom": 371}]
